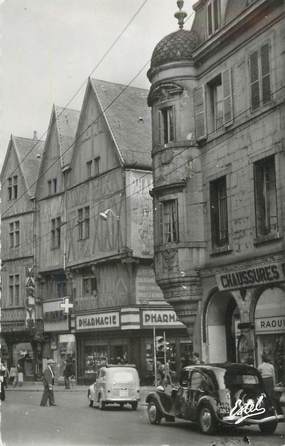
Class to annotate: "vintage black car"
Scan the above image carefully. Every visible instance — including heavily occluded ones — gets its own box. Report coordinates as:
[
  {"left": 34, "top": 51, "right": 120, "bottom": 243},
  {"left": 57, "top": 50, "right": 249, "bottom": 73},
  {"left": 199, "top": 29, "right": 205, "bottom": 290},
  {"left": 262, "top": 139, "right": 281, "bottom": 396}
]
[{"left": 146, "top": 363, "right": 284, "bottom": 434}]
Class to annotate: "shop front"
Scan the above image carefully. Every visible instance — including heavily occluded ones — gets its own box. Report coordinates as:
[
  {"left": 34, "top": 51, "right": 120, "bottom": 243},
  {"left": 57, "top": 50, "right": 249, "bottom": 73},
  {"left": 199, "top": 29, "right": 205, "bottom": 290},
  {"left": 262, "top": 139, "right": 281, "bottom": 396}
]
[
  {"left": 43, "top": 300, "right": 76, "bottom": 382},
  {"left": 255, "top": 287, "right": 285, "bottom": 385},
  {"left": 75, "top": 307, "right": 190, "bottom": 384}
]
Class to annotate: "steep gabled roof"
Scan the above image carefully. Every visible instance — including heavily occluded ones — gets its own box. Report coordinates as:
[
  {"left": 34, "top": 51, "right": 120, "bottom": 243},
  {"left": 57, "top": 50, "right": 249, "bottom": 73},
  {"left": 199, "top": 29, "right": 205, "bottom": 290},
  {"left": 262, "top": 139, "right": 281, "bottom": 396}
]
[
  {"left": 90, "top": 78, "right": 152, "bottom": 170},
  {"left": 54, "top": 106, "right": 80, "bottom": 169},
  {"left": 13, "top": 136, "right": 45, "bottom": 197}
]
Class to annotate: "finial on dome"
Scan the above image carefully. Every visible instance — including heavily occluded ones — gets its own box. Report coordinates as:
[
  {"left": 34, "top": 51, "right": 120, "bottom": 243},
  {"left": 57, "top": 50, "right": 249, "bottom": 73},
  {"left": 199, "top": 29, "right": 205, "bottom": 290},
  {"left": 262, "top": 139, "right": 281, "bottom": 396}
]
[{"left": 174, "top": 0, "right": 187, "bottom": 29}]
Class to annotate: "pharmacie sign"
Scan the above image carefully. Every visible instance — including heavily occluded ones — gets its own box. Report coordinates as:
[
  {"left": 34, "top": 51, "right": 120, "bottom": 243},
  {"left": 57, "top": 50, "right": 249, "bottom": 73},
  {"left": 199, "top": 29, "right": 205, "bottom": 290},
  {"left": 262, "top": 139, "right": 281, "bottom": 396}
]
[
  {"left": 76, "top": 312, "right": 120, "bottom": 330},
  {"left": 255, "top": 316, "right": 285, "bottom": 334},
  {"left": 216, "top": 261, "right": 285, "bottom": 291},
  {"left": 142, "top": 310, "right": 184, "bottom": 327}
]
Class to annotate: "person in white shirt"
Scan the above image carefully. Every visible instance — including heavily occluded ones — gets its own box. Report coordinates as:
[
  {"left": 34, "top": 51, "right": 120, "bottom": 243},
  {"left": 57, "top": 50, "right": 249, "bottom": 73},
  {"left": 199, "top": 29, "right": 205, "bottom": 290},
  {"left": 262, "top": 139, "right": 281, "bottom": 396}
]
[{"left": 258, "top": 353, "right": 275, "bottom": 399}]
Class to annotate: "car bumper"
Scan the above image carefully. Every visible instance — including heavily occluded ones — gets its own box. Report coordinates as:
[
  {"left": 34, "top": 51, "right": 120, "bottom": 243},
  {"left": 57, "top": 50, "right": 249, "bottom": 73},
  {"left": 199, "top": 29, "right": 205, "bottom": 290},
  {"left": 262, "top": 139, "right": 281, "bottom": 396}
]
[{"left": 222, "top": 414, "right": 285, "bottom": 425}]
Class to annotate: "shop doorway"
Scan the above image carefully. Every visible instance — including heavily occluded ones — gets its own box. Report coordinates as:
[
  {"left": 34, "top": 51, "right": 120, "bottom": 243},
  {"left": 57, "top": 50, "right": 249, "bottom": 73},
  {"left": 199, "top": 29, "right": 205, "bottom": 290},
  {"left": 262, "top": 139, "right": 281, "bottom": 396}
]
[
  {"left": 255, "top": 287, "right": 285, "bottom": 384},
  {"left": 206, "top": 291, "right": 240, "bottom": 363}
]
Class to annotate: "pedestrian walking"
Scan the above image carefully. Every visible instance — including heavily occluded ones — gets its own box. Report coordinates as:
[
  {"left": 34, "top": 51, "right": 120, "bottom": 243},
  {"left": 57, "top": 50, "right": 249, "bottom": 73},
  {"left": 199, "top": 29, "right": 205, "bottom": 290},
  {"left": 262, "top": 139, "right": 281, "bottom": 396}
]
[
  {"left": 258, "top": 353, "right": 275, "bottom": 398},
  {"left": 63, "top": 357, "right": 73, "bottom": 389},
  {"left": 17, "top": 363, "right": 24, "bottom": 387},
  {"left": 0, "top": 362, "right": 7, "bottom": 401},
  {"left": 40, "top": 359, "right": 57, "bottom": 407}
]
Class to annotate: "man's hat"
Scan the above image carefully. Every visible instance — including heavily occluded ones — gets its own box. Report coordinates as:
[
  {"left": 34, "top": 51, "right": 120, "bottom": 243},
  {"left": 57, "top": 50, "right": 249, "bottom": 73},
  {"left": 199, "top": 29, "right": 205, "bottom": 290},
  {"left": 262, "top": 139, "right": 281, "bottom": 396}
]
[{"left": 47, "top": 359, "right": 56, "bottom": 365}]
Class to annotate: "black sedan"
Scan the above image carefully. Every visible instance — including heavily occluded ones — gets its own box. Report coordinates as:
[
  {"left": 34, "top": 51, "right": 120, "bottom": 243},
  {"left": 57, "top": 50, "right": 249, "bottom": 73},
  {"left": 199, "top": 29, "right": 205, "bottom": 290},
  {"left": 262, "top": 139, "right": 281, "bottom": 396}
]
[{"left": 146, "top": 363, "right": 284, "bottom": 434}]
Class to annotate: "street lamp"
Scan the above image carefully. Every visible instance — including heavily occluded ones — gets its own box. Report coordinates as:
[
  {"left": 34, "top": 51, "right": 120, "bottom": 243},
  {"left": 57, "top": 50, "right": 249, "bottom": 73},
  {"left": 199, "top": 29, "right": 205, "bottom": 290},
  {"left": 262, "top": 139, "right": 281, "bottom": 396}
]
[{"left": 99, "top": 208, "right": 120, "bottom": 252}]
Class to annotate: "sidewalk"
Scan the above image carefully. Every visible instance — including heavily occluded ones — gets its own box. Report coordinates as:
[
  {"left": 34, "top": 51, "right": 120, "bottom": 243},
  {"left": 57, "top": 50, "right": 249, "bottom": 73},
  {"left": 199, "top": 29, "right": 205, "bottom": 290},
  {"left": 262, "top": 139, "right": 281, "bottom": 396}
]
[{"left": 6, "top": 382, "right": 155, "bottom": 404}]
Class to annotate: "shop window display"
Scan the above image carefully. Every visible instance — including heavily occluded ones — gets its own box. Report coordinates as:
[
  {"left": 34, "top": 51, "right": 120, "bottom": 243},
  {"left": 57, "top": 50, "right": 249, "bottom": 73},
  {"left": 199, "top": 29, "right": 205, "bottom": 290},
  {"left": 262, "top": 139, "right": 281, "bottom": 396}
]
[{"left": 84, "top": 345, "right": 108, "bottom": 374}]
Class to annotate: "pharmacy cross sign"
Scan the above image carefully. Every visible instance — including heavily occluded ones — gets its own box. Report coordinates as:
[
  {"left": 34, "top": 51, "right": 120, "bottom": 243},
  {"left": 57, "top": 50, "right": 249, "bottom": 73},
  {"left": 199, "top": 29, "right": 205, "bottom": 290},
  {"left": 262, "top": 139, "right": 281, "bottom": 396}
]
[{"left": 60, "top": 297, "right": 73, "bottom": 314}]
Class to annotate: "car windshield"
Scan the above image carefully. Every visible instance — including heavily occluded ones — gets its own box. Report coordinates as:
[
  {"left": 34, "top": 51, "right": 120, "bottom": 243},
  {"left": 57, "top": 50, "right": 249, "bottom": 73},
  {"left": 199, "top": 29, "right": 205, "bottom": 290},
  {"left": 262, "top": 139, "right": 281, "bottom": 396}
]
[{"left": 110, "top": 369, "right": 137, "bottom": 384}]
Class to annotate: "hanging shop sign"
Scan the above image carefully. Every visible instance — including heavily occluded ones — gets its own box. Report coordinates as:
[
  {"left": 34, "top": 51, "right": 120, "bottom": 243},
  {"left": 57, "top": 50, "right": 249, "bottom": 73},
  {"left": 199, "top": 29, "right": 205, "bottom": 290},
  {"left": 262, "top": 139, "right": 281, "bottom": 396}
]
[
  {"left": 43, "top": 300, "right": 69, "bottom": 332},
  {"left": 142, "top": 310, "right": 184, "bottom": 327},
  {"left": 255, "top": 316, "right": 285, "bottom": 334},
  {"left": 216, "top": 261, "right": 285, "bottom": 291},
  {"left": 76, "top": 312, "right": 120, "bottom": 331}
]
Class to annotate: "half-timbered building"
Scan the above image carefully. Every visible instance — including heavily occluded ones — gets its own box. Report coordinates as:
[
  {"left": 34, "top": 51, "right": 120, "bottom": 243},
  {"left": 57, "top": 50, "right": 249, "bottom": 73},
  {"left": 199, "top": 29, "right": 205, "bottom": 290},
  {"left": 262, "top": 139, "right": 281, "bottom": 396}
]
[{"left": 0, "top": 134, "right": 44, "bottom": 378}]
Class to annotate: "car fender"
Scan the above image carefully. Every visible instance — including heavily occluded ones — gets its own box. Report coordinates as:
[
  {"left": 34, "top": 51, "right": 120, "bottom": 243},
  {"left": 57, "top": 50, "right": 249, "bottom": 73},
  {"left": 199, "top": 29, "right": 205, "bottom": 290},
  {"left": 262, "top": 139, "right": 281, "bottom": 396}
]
[
  {"left": 197, "top": 396, "right": 219, "bottom": 420},
  {"left": 146, "top": 392, "right": 173, "bottom": 417}
]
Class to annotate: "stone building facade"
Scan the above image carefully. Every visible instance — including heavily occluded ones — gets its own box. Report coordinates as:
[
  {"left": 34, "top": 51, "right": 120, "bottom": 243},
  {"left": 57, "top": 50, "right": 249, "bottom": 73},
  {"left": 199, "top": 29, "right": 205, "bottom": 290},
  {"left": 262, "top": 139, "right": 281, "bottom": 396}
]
[{"left": 148, "top": 0, "right": 285, "bottom": 383}]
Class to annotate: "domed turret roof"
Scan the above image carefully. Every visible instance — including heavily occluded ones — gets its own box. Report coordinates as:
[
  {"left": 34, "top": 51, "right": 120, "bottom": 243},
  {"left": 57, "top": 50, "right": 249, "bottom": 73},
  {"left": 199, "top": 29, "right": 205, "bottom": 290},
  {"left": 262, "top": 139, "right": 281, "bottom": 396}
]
[{"left": 150, "top": 29, "right": 200, "bottom": 69}]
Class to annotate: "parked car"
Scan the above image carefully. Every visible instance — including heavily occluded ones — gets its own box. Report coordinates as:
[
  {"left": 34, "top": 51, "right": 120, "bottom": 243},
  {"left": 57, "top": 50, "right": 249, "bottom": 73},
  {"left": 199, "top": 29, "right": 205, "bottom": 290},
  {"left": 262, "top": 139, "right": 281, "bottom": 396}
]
[
  {"left": 146, "top": 363, "right": 284, "bottom": 434},
  {"left": 88, "top": 364, "right": 140, "bottom": 410}
]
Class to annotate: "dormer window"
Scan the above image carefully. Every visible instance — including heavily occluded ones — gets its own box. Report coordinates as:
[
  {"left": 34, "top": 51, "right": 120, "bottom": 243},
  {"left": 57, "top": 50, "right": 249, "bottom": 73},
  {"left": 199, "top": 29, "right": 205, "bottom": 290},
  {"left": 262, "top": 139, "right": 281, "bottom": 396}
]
[
  {"left": 207, "top": 0, "right": 221, "bottom": 36},
  {"left": 159, "top": 106, "right": 175, "bottom": 144}
]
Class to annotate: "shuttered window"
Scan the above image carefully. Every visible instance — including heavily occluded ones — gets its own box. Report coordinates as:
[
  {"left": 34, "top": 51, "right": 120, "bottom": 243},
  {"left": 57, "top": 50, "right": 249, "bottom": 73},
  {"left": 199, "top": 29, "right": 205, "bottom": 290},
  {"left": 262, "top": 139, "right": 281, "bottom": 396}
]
[
  {"left": 194, "top": 86, "right": 207, "bottom": 140},
  {"left": 254, "top": 155, "right": 277, "bottom": 237},
  {"left": 205, "top": 69, "right": 233, "bottom": 134},
  {"left": 159, "top": 107, "right": 175, "bottom": 144},
  {"left": 207, "top": 0, "right": 221, "bottom": 36},
  {"left": 249, "top": 43, "right": 271, "bottom": 111},
  {"left": 210, "top": 176, "right": 228, "bottom": 248}
]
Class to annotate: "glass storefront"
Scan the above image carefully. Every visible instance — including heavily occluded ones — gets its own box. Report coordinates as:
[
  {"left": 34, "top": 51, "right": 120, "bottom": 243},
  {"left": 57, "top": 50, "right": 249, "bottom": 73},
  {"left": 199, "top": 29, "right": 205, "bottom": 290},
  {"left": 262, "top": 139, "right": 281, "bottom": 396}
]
[
  {"left": 83, "top": 340, "right": 129, "bottom": 376},
  {"left": 255, "top": 287, "right": 285, "bottom": 386}
]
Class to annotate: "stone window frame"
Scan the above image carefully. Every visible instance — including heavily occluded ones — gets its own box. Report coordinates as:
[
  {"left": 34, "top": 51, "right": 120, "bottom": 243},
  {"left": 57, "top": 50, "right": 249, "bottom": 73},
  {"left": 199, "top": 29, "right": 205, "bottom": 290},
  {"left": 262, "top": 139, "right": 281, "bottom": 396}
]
[
  {"left": 249, "top": 144, "right": 283, "bottom": 246},
  {"left": 207, "top": 165, "right": 233, "bottom": 256}
]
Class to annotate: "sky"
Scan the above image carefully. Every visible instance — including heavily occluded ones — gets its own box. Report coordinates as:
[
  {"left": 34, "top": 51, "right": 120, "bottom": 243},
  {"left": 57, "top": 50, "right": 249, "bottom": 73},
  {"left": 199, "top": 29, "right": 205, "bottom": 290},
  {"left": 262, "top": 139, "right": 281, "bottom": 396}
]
[{"left": 0, "top": 0, "right": 195, "bottom": 168}]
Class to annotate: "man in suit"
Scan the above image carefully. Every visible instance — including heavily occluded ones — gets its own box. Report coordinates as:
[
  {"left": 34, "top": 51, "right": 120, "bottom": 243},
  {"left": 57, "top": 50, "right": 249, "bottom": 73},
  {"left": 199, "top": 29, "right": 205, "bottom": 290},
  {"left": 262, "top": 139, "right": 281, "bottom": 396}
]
[{"left": 40, "top": 359, "right": 56, "bottom": 407}]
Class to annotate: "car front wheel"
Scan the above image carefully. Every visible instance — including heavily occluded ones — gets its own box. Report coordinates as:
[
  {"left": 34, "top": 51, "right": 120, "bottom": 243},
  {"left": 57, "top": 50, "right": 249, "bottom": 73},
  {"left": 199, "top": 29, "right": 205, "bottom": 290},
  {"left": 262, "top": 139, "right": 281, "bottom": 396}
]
[
  {"left": 198, "top": 405, "right": 216, "bottom": 434},
  {"left": 259, "top": 420, "right": 278, "bottom": 434},
  {"left": 147, "top": 400, "right": 162, "bottom": 425}
]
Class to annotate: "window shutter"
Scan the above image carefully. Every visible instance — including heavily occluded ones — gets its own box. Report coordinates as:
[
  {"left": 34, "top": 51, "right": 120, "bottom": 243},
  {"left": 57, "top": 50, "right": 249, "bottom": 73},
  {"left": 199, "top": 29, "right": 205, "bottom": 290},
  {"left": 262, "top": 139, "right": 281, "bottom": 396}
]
[
  {"left": 194, "top": 86, "right": 207, "bottom": 140},
  {"left": 249, "top": 51, "right": 260, "bottom": 110},
  {"left": 260, "top": 43, "right": 271, "bottom": 104},
  {"left": 222, "top": 69, "right": 233, "bottom": 125}
]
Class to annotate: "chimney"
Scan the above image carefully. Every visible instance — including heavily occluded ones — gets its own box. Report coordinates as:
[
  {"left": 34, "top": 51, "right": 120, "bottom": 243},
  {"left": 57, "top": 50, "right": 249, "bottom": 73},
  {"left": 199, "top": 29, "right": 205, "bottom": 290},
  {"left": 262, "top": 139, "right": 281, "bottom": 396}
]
[{"left": 33, "top": 130, "right": 38, "bottom": 140}]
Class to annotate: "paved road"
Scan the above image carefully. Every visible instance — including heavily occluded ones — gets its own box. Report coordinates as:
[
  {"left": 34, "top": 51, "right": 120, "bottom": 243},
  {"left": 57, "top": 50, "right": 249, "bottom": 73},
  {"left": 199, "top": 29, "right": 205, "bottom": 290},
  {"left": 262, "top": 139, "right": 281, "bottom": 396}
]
[{"left": 1, "top": 390, "right": 285, "bottom": 446}]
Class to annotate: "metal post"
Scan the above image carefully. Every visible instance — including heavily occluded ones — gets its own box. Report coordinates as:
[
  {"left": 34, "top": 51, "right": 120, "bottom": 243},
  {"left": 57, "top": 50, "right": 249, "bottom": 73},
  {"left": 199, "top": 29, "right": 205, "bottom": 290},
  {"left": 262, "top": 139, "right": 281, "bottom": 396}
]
[
  {"left": 116, "top": 216, "right": 120, "bottom": 253},
  {"left": 163, "top": 331, "right": 167, "bottom": 366},
  {"left": 153, "top": 327, "right": 157, "bottom": 387}
]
